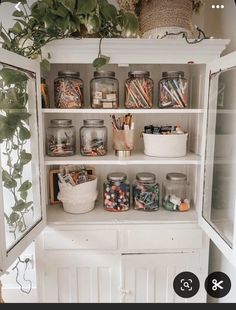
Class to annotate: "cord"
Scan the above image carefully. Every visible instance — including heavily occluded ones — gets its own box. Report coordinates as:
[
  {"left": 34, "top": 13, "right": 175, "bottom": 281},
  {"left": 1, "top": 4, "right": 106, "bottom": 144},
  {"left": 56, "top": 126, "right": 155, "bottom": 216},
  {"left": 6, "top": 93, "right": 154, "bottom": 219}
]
[{"left": 12, "top": 257, "right": 32, "bottom": 294}]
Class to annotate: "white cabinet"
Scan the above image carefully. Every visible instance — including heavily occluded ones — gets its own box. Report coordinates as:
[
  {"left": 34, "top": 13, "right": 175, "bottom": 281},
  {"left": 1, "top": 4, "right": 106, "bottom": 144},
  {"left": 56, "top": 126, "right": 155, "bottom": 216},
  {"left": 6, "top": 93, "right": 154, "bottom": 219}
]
[{"left": 1, "top": 38, "right": 236, "bottom": 303}]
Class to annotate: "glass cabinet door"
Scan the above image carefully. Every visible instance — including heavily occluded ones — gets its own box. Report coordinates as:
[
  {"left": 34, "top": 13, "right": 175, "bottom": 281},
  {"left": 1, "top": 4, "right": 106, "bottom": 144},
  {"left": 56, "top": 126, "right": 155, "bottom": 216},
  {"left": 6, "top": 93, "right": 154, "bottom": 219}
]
[
  {"left": 201, "top": 52, "right": 236, "bottom": 266},
  {"left": 0, "top": 49, "right": 45, "bottom": 273}
]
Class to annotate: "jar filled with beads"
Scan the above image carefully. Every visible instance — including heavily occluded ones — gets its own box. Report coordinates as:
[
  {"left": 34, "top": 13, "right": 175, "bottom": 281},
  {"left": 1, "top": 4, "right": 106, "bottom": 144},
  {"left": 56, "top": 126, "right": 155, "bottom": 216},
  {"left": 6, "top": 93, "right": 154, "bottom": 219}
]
[
  {"left": 162, "top": 173, "right": 190, "bottom": 212},
  {"left": 104, "top": 172, "right": 130, "bottom": 211},
  {"left": 133, "top": 172, "right": 160, "bottom": 211}
]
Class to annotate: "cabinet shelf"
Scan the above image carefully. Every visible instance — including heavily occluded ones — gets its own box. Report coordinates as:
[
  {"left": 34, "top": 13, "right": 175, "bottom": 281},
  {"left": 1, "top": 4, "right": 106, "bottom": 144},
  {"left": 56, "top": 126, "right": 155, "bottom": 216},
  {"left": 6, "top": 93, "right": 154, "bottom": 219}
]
[
  {"left": 44, "top": 152, "right": 200, "bottom": 166},
  {"left": 47, "top": 203, "right": 198, "bottom": 225},
  {"left": 42, "top": 108, "right": 204, "bottom": 114}
]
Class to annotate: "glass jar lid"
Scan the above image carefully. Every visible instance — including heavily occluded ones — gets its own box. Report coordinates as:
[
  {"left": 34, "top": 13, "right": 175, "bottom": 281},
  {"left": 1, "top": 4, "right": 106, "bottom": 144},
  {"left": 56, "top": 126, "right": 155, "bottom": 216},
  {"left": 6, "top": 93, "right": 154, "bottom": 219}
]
[
  {"left": 136, "top": 172, "right": 156, "bottom": 182},
  {"left": 83, "top": 119, "right": 104, "bottom": 126},
  {"left": 50, "top": 119, "right": 72, "bottom": 127},
  {"left": 94, "top": 71, "right": 115, "bottom": 78},
  {"left": 58, "top": 70, "right": 80, "bottom": 77},
  {"left": 162, "top": 71, "right": 184, "bottom": 78},
  {"left": 107, "top": 172, "right": 127, "bottom": 182},
  {"left": 128, "top": 71, "right": 150, "bottom": 77},
  {"left": 166, "top": 173, "right": 187, "bottom": 181}
]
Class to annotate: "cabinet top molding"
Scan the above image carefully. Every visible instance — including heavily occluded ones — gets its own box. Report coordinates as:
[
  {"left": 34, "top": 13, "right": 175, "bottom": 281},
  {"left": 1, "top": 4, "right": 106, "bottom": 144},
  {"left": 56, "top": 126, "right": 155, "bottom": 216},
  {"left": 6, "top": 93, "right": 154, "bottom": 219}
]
[{"left": 41, "top": 38, "right": 230, "bottom": 65}]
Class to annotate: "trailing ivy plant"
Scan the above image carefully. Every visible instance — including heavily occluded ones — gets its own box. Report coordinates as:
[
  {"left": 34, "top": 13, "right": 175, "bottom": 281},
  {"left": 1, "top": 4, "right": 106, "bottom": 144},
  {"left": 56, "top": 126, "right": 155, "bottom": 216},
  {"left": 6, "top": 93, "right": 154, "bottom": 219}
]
[
  {"left": 0, "top": 66, "right": 33, "bottom": 240},
  {"left": 0, "top": 0, "right": 139, "bottom": 70}
]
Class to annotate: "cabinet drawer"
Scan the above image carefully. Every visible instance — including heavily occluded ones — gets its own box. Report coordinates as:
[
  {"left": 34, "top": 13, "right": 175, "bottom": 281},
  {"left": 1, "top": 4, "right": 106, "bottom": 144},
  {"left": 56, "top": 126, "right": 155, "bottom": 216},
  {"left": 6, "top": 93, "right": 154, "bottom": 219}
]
[
  {"left": 126, "top": 228, "right": 203, "bottom": 250},
  {"left": 43, "top": 230, "right": 118, "bottom": 250}
]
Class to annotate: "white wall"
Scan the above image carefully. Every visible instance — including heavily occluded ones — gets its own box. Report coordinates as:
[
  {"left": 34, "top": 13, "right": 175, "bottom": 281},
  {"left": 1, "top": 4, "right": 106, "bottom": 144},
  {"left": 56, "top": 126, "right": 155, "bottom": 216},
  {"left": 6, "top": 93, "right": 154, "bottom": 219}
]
[{"left": 203, "top": 0, "right": 236, "bottom": 303}]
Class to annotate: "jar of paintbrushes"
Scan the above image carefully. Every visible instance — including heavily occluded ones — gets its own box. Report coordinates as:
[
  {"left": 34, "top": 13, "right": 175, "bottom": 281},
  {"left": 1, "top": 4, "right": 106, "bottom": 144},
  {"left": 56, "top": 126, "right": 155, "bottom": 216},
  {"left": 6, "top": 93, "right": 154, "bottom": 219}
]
[
  {"left": 111, "top": 114, "right": 134, "bottom": 157},
  {"left": 158, "top": 71, "right": 188, "bottom": 108},
  {"left": 125, "top": 71, "right": 153, "bottom": 109}
]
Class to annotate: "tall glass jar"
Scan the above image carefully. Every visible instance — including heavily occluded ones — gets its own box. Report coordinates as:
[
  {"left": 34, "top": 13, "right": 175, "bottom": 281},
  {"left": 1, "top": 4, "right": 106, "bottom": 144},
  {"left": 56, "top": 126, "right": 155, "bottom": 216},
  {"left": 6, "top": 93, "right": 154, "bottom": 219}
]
[
  {"left": 47, "top": 119, "right": 76, "bottom": 156},
  {"left": 90, "top": 71, "right": 119, "bottom": 109},
  {"left": 133, "top": 172, "right": 160, "bottom": 211},
  {"left": 125, "top": 71, "right": 153, "bottom": 109},
  {"left": 54, "top": 71, "right": 84, "bottom": 109},
  {"left": 80, "top": 119, "right": 107, "bottom": 156},
  {"left": 104, "top": 172, "right": 130, "bottom": 211},
  {"left": 158, "top": 71, "right": 188, "bottom": 108},
  {"left": 162, "top": 173, "right": 191, "bottom": 212}
]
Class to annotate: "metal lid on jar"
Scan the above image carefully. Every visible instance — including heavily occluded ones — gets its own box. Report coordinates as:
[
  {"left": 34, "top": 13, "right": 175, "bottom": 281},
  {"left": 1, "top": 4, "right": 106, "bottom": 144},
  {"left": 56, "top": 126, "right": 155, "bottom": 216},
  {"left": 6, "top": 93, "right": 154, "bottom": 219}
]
[
  {"left": 94, "top": 71, "right": 115, "bottom": 78},
  {"left": 136, "top": 172, "right": 156, "bottom": 182},
  {"left": 162, "top": 71, "right": 184, "bottom": 78},
  {"left": 50, "top": 119, "right": 72, "bottom": 127},
  {"left": 166, "top": 173, "right": 187, "bottom": 181},
  {"left": 83, "top": 119, "right": 104, "bottom": 126},
  {"left": 58, "top": 70, "right": 80, "bottom": 77},
  {"left": 107, "top": 172, "right": 127, "bottom": 182},
  {"left": 128, "top": 71, "right": 150, "bottom": 77}
]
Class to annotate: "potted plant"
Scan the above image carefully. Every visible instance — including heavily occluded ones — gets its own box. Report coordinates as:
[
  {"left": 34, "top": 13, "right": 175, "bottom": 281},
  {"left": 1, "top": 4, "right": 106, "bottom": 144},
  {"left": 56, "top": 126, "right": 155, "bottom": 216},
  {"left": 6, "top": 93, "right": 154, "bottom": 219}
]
[
  {"left": 117, "top": 0, "right": 203, "bottom": 38},
  {"left": 0, "top": 0, "right": 139, "bottom": 69}
]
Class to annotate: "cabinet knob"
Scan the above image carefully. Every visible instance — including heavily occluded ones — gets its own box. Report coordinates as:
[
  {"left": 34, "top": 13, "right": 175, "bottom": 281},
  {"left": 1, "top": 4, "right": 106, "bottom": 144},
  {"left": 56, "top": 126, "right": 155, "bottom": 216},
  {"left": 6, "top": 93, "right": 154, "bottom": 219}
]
[{"left": 120, "top": 288, "right": 131, "bottom": 295}]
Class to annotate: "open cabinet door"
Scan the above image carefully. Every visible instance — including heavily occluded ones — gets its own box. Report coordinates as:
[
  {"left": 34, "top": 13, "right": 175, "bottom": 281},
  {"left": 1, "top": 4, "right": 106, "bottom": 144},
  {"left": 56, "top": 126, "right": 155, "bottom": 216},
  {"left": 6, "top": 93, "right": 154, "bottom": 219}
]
[
  {"left": 200, "top": 51, "right": 236, "bottom": 267},
  {"left": 0, "top": 48, "right": 46, "bottom": 274}
]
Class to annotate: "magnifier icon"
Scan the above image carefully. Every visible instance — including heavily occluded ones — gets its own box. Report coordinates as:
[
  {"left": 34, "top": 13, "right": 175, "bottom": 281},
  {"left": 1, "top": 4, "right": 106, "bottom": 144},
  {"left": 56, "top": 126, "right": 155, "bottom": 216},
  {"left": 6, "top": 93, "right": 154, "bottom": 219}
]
[{"left": 183, "top": 282, "right": 190, "bottom": 289}]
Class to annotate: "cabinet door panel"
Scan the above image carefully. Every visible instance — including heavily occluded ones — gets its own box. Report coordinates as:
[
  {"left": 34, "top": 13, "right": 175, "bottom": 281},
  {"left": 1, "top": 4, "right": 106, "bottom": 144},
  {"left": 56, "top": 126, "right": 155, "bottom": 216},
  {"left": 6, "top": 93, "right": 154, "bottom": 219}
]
[
  {"left": 40, "top": 252, "right": 121, "bottom": 303},
  {"left": 200, "top": 51, "right": 236, "bottom": 267},
  {"left": 121, "top": 253, "right": 206, "bottom": 303},
  {"left": 0, "top": 49, "right": 45, "bottom": 273}
]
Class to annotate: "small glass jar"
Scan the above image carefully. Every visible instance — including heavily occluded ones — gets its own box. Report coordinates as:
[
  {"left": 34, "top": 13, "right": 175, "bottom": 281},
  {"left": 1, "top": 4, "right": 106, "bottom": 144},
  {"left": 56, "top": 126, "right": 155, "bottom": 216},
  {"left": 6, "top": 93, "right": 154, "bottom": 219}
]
[
  {"left": 104, "top": 172, "right": 130, "bottom": 211},
  {"left": 54, "top": 70, "right": 84, "bottom": 109},
  {"left": 125, "top": 71, "right": 153, "bottom": 109},
  {"left": 47, "top": 119, "right": 76, "bottom": 156},
  {"left": 80, "top": 119, "right": 107, "bottom": 156},
  {"left": 90, "top": 71, "right": 119, "bottom": 109},
  {"left": 162, "top": 173, "right": 191, "bottom": 212},
  {"left": 133, "top": 172, "right": 160, "bottom": 211},
  {"left": 158, "top": 71, "right": 188, "bottom": 108}
]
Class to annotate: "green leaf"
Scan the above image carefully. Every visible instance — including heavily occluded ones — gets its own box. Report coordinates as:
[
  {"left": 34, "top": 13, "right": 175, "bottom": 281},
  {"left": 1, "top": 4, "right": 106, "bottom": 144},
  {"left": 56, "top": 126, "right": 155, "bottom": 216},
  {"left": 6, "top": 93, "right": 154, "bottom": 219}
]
[
  {"left": 19, "top": 125, "right": 31, "bottom": 140},
  {"left": 12, "top": 200, "right": 26, "bottom": 212},
  {"left": 51, "top": 6, "right": 69, "bottom": 18},
  {"left": 61, "top": 0, "right": 76, "bottom": 14},
  {"left": 41, "top": 59, "right": 51, "bottom": 72},
  {"left": 13, "top": 10, "right": 24, "bottom": 17},
  {"left": 77, "top": 0, "right": 97, "bottom": 14},
  {"left": 20, "top": 150, "right": 32, "bottom": 165},
  {"left": 0, "top": 68, "right": 28, "bottom": 86},
  {"left": 0, "top": 32, "right": 11, "bottom": 48},
  {"left": 20, "top": 191, "right": 28, "bottom": 200},
  {"left": 86, "top": 15, "right": 100, "bottom": 34},
  {"left": 2, "top": 170, "right": 12, "bottom": 183},
  {"left": 18, "top": 180, "right": 32, "bottom": 192},
  {"left": 9, "top": 212, "right": 20, "bottom": 224},
  {"left": 9, "top": 21, "right": 22, "bottom": 34},
  {"left": 4, "top": 179, "right": 17, "bottom": 189},
  {"left": 92, "top": 56, "right": 109, "bottom": 69},
  {"left": 121, "top": 12, "right": 139, "bottom": 37},
  {"left": 101, "top": 3, "right": 117, "bottom": 21}
]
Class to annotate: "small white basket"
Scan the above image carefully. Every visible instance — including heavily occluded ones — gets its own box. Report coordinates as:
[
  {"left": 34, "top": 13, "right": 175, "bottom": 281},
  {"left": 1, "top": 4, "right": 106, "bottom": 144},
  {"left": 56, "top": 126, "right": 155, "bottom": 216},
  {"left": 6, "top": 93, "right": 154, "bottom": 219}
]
[
  {"left": 57, "top": 175, "right": 98, "bottom": 214},
  {"left": 143, "top": 133, "right": 188, "bottom": 157}
]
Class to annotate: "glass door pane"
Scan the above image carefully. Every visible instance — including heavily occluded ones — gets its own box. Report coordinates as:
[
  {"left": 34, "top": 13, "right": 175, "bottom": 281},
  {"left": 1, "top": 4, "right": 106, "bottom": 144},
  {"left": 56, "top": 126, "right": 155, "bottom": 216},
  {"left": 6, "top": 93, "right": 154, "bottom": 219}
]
[
  {"left": 0, "top": 63, "right": 42, "bottom": 251},
  {"left": 203, "top": 66, "right": 236, "bottom": 248}
]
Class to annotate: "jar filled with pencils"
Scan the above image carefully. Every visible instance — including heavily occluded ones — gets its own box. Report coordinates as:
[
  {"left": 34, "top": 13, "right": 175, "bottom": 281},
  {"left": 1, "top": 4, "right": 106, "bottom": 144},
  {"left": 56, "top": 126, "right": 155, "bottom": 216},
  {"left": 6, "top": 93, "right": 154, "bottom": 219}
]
[
  {"left": 158, "top": 71, "right": 188, "bottom": 108},
  {"left": 111, "top": 114, "right": 134, "bottom": 157},
  {"left": 125, "top": 71, "right": 153, "bottom": 109}
]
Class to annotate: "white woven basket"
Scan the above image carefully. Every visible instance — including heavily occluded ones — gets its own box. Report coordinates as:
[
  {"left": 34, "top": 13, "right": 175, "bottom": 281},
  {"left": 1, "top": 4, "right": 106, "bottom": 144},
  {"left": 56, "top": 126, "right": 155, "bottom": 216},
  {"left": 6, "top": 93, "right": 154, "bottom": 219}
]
[{"left": 58, "top": 175, "right": 98, "bottom": 214}]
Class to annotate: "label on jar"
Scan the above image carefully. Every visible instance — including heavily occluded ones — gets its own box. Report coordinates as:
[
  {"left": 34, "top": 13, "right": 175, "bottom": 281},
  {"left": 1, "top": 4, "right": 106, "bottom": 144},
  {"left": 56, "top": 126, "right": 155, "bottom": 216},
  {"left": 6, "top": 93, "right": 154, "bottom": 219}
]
[
  {"left": 93, "top": 99, "right": 101, "bottom": 105},
  {"left": 94, "top": 91, "right": 103, "bottom": 99},
  {"left": 106, "top": 93, "right": 116, "bottom": 101},
  {"left": 102, "top": 101, "right": 113, "bottom": 108}
]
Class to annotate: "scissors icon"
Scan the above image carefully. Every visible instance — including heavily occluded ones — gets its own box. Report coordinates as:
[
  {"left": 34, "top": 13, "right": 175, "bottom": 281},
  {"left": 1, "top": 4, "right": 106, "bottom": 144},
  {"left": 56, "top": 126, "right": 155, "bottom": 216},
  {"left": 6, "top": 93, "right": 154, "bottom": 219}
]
[{"left": 212, "top": 279, "right": 224, "bottom": 291}]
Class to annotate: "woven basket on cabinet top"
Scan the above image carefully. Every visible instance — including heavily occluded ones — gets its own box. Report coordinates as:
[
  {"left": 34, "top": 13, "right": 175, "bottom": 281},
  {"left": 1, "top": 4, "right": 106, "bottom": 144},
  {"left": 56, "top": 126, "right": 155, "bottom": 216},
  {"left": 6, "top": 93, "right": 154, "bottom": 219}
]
[{"left": 140, "top": 0, "right": 194, "bottom": 38}]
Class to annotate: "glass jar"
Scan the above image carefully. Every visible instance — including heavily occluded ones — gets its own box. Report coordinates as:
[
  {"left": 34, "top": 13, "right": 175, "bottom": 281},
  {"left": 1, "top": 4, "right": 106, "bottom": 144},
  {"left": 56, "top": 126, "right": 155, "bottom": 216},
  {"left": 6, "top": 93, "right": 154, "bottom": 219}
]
[
  {"left": 47, "top": 119, "right": 76, "bottom": 156},
  {"left": 90, "top": 71, "right": 119, "bottom": 109},
  {"left": 158, "top": 71, "right": 188, "bottom": 108},
  {"left": 162, "top": 173, "right": 190, "bottom": 212},
  {"left": 54, "top": 70, "right": 84, "bottom": 109},
  {"left": 80, "top": 119, "right": 107, "bottom": 156},
  {"left": 104, "top": 172, "right": 130, "bottom": 211},
  {"left": 125, "top": 71, "right": 153, "bottom": 109},
  {"left": 133, "top": 172, "right": 160, "bottom": 211}
]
